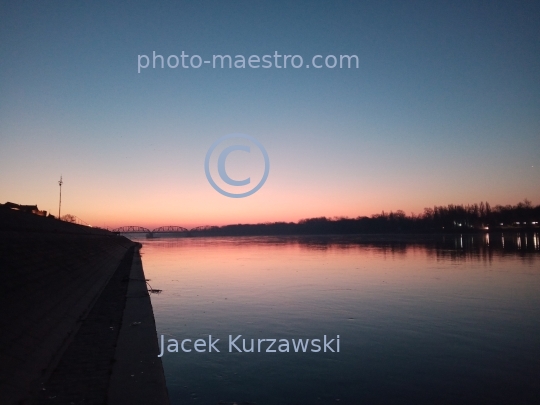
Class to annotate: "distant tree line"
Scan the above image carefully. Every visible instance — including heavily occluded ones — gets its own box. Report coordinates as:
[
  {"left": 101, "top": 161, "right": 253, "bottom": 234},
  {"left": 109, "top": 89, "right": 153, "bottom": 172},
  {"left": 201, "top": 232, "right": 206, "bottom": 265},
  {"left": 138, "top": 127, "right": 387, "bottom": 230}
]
[{"left": 190, "top": 200, "right": 540, "bottom": 236}]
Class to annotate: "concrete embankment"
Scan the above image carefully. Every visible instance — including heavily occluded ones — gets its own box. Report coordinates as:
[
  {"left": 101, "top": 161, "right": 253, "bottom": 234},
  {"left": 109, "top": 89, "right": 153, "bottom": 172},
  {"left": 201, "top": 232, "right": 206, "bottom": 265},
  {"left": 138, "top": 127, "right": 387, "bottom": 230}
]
[{"left": 0, "top": 209, "right": 169, "bottom": 405}]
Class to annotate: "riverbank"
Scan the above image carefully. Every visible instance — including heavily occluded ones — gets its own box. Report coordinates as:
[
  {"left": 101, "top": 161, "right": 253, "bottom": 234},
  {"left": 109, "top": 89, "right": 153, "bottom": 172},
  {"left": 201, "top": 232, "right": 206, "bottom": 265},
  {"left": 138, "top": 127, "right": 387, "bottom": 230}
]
[{"left": 0, "top": 209, "right": 169, "bottom": 404}]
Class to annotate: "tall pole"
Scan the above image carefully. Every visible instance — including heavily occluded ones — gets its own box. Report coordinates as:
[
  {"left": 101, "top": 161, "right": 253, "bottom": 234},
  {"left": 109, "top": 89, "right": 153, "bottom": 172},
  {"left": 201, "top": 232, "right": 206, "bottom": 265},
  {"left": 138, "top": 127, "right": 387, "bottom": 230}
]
[{"left": 58, "top": 175, "right": 63, "bottom": 219}]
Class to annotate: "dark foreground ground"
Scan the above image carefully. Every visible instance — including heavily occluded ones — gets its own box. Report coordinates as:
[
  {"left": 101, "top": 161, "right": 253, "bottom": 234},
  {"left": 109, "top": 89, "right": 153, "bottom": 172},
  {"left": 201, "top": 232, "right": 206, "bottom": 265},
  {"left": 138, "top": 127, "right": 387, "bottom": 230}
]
[{"left": 0, "top": 209, "right": 169, "bottom": 405}]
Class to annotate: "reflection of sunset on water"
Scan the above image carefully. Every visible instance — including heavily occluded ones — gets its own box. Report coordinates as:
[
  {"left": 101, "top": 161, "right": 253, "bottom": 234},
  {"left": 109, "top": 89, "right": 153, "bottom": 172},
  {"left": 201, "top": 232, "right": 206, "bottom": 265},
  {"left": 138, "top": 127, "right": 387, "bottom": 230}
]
[
  {"left": 129, "top": 235, "right": 540, "bottom": 404},
  {"left": 136, "top": 235, "right": 540, "bottom": 319}
]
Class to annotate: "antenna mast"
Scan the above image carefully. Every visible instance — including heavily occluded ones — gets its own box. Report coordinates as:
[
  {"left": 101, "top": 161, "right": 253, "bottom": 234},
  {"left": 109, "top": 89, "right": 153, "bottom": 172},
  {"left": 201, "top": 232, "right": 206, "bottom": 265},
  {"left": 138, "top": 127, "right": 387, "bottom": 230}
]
[{"left": 58, "top": 176, "right": 63, "bottom": 219}]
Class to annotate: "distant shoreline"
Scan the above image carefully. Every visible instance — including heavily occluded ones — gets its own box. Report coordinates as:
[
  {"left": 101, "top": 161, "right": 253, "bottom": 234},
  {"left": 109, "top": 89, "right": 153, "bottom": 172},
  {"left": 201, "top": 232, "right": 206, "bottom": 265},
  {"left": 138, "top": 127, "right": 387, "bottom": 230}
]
[
  {"left": 113, "top": 200, "right": 540, "bottom": 237},
  {"left": 116, "top": 225, "right": 539, "bottom": 239}
]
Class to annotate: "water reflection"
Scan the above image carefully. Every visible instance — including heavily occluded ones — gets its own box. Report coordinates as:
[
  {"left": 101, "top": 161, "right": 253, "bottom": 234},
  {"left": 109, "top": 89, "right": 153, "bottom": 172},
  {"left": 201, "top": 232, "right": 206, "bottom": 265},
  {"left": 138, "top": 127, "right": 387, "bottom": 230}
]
[
  {"left": 132, "top": 233, "right": 540, "bottom": 405},
  {"left": 137, "top": 232, "right": 540, "bottom": 252}
]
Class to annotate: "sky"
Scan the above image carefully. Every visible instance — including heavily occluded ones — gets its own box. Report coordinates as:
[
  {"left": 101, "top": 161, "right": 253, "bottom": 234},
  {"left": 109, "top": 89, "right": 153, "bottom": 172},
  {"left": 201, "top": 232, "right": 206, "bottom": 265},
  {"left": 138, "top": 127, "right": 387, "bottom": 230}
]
[{"left": 1, "top": 0, "right": 539, "bottom": 229}]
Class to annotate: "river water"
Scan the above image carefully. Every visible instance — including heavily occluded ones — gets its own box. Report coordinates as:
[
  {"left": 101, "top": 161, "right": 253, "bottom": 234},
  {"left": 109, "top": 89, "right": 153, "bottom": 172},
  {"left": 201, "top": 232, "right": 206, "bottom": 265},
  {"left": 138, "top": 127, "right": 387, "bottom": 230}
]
[{"left": 130, "top": 233, "right": 540, "bottom": 404}]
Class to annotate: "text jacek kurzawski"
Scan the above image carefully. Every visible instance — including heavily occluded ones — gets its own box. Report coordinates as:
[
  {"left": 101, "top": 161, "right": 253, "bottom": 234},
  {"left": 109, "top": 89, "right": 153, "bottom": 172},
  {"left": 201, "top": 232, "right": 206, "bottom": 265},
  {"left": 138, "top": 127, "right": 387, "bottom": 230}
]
[{"left": 158, "top": 334, "right": 340, "bottom": 357}]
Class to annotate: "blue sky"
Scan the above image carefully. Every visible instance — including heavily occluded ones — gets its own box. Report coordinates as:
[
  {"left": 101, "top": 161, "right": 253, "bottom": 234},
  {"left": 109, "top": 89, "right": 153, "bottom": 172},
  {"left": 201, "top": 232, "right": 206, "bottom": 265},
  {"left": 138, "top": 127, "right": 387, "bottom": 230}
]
[{"left": 1, "top": 0, "right": 539, "bottom": 227}]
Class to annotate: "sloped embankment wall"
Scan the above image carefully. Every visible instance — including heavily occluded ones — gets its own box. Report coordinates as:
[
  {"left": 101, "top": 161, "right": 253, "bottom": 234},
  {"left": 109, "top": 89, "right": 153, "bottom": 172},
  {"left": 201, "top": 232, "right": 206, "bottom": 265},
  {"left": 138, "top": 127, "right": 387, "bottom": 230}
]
[{"left": 0, "top": 209, "right": 135, "bottom": 404}]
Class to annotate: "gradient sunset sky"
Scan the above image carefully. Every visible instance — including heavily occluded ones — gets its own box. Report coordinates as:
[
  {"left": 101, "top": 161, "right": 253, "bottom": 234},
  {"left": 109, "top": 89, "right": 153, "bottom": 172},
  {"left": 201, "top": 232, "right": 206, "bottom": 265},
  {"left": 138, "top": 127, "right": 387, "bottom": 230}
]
[{"left": 1, "top": 1, "right": 539, "bottom": 228}]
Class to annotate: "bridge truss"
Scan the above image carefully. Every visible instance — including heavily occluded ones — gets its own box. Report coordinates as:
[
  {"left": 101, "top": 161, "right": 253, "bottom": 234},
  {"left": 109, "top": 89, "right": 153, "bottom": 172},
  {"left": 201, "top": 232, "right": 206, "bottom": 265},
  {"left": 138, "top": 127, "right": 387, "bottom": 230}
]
[
  {"left": 112, "top": 226, "right": 190, "bottom": 234},
  {"left": 152, "top": 226, "right": 189, "bottom": 233},
  {"left": 111, "top": 226, "right": 152, "bottom": 233}
]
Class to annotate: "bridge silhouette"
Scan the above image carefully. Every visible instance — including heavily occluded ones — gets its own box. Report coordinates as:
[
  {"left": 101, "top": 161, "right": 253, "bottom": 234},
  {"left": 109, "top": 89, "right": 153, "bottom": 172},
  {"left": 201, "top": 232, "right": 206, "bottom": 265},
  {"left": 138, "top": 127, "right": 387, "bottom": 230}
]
[{"left": 111, "top": 225, "right": 213, "bottom": 238}]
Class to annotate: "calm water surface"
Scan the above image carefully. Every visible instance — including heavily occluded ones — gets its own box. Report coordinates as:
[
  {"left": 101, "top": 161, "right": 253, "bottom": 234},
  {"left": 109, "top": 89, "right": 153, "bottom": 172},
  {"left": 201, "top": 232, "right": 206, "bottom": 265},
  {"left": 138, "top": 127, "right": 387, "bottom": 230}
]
[{"left": 131, "top": 234, "right": 540, "bottom": 405}]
